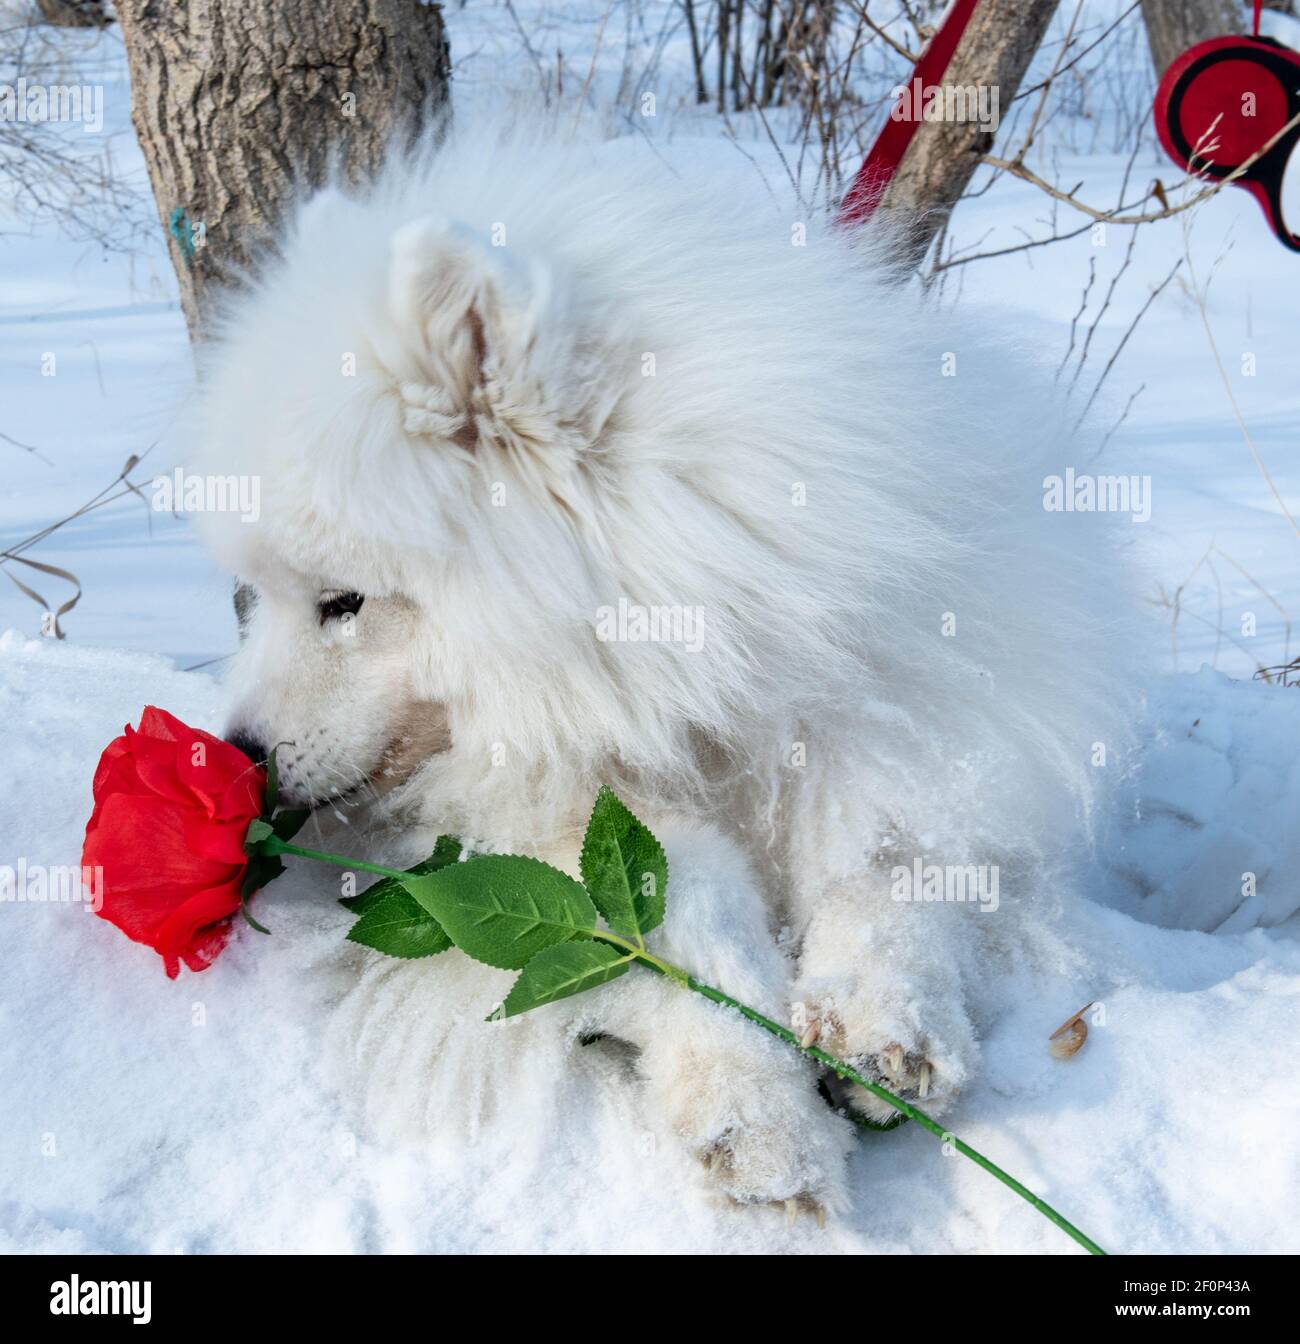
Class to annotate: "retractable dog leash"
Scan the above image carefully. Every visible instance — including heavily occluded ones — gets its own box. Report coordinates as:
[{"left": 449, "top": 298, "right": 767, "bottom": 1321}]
[
  {"left": 1153, "top": 1, "right": 1300, "bottom": 251},
  {"left": 841, "top": 0, "right": 1300, "bottom": 253}
]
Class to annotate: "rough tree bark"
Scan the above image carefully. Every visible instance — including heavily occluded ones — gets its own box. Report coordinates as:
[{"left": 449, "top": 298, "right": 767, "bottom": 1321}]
[
  {"left": 114, "top": 0, "right": 451, "bottom": 338},
  {"left": 874, "top": 0, "right": 1060, "bottom": 270},
  {"left": 1141, "top": 0, "right": 1242, "bottom": 78},
  {"left": 36, "top": 0, "right": 113, "bottom": 28}
]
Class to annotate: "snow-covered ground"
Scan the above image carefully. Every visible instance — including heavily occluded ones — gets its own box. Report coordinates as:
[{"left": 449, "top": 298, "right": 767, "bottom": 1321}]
[
  {"left": 2, "top": 3, "right": 1299, "bottom": 1254},
  {"left": 4, "top": 635, "right": 1298, "bottom": 1254}
]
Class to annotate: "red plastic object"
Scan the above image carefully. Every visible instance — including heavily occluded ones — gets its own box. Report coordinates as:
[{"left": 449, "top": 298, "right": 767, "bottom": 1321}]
[
  {"left": 838, "top": 0, "right": 982, "bottom": 229},
  {"left": 1153, "top": 33, "right": 1300, "bottom": 252}
]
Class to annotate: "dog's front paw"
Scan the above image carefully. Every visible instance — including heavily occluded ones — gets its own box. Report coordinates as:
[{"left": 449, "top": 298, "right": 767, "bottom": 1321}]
[
  {"left": 692, "top": 1112, "right": 841, "bottom": 1221},
  {"left": 660, "top": 1032, "right": 854, "bottom": 1217},
  {"left": 826, "top": 1036, "right": 949, "bottom": 1124},
  {"left": 795, "top": 980, "right": 977, "bottom": 1126}
]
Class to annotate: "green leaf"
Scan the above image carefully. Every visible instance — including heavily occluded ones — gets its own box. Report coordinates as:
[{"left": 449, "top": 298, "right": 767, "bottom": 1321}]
[
  {"left": 495, "top": 941, "right": 631, "bottom": 1019},
  {"left": 244, "top": 818, "right": 274, "bottom": 850},
  {"left": 403, "top": 854, "right": 597, "bottom": 970},
  {"left": 238, "top": 852, "right": 282, "bottom": 934},
  {"left": 579, "top": 786, "right": 668, "bottom": 941},
  {"left": 339, "top": 836, "right": 462, "bottom": 916},
  {"left": 338, "top": 886, "right": 386, "bottom": 918},
  {"left": 271, "top": 807, "right": 311, "bottom": 842},
  {"left": 338, "top": 837, "right": 461, "bottom": 959},
  {"left": 346, "top": 890, "right": 452, "bottom": 959}
]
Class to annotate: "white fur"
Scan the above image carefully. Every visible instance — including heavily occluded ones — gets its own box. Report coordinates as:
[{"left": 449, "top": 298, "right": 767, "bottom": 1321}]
[{"left": 186, "top": 127, "right": 1139, "bottom": 1211}]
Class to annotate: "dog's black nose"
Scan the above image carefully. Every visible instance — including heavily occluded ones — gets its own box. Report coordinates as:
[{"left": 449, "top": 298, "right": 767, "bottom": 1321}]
[{"left": 225, "top": 729, "right": 268, "bottom": 766}]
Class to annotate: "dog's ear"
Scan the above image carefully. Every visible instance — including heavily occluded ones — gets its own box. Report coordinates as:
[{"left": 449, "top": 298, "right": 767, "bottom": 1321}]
[
  {"left": 384, "top": 216, "right": 620, "bottom": 473},
  {"left": 386, "top": 216, "right": 552, "bottom": 444}
]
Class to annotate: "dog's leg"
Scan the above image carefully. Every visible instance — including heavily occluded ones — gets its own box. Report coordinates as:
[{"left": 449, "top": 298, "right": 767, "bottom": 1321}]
[
  {"left": 586, "top": 817, "right": 855, "bottom": 1216},
  {"left": 791, "top": 868, "right": 982, "bottom": 1125}
]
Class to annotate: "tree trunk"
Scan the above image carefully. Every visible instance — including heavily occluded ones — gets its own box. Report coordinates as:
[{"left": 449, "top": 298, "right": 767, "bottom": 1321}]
[
  {"left": 874, "top": 0, "right": 1060, "bottom": 269},
  {"left": 1141, "top": 0, "right": 1242, "bottom": 78},
  {"left": 114, "top": 0, "right": 451, "bottom": 338},
  {"left": 778, "top": 0, "right": 835, "bottom": 110},
  {"left": 36, "top": 0, "right": 113, "bottom": 28}
]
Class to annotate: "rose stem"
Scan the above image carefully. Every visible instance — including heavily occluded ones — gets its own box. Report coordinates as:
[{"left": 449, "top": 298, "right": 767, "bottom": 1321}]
[
  {"left": 593, "top": 932, "right": 1107, "bottom": 1256},
  {"left": 258, "top": 836, "right": 413, "bottom": 882},
  {"left": 261, "top": 836, "right": 1106, "bottom": 1255}
]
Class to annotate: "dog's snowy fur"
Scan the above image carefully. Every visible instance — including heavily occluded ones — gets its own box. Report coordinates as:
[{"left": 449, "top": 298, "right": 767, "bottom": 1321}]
[{"left": 189, "top": 129, "right": 1135, "bottom": 1213}]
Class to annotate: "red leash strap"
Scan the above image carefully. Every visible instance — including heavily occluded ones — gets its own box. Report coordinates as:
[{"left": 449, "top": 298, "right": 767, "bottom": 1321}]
[{"left": 838, "top": 0, "right": 984, "bottom": 228}]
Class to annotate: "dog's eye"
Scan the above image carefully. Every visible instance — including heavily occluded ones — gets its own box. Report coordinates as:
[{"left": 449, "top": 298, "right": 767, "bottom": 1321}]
[{"left": 317, "top": 591, "right": 364, "bottom": 624}]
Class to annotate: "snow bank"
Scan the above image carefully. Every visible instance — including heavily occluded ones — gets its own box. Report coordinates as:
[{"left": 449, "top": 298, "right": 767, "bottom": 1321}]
[
  {"left": 2, "top": 634, "right": 1297, "bottom": 1254},
  {"left": 1099, "top": 669, "right": 1300, "bottom": 933}
]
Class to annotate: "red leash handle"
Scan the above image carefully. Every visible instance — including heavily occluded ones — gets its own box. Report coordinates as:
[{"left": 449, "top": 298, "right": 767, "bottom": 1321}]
[
  {"left": 1154, "top": 31, "right": 1300, "bottom": 253},
  {"left": 838, "top": 0, "right": 983, "bottom": 228}
]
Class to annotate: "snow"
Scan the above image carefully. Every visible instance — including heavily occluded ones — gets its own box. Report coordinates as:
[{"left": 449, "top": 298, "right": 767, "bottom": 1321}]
[
  {"left": 3, "top": 3, "right": 1300, "bottom": 1254},
  {"left": 4, "top": 634, "right": 1298, "bottom": 1254},
  {"left": 1100, "top": 669, "right": 1300, "bottom": 933}
]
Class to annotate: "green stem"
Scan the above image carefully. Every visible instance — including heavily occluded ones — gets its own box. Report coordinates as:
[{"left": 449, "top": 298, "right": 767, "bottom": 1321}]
[
  {"left": 683, "top": 969, "right": 1105, "bottom": 1255},
  {"left": 591, "top": 930, "right": 1103, "bottom": 1254},
  {"left": 259, "top": 835, "right": 413, "bottom": 882},
  {"left": 266, "top": 845, "right": 1106, "bottom": 1255}
]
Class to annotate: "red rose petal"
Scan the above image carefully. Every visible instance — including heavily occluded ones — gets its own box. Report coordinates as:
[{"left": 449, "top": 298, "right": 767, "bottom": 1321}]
[{"left": 153, "top": 880, "right": 246, "bottom": 968}]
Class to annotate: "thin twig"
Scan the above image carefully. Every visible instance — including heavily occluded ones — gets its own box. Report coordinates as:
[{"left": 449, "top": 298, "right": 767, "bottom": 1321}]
[
  {"left": 983, "top": 106, "right": 1300, "bottom": 227},
  {"left": 1072, "top": 259, "right": 1182, "bottom": 431},
  {"left": 1181, "top": 230, "right": 1300, "bottom": 541}
]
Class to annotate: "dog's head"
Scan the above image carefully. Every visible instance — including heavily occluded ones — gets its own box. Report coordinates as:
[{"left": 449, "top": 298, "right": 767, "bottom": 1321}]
[
  {"left": 192, "top": 183, "right": 628, "bottom": 812},
  {"left": 182, "top": 140, "right": 939, "bottom": 833},
  {"left": 188, "top": 181, "right": 668, "bottom": 818}
]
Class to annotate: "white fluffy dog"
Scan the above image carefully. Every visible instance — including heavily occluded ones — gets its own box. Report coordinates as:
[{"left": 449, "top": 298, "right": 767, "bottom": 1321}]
[{"left": 189, "top": 129, "right": 1133, "bottom": 1215}]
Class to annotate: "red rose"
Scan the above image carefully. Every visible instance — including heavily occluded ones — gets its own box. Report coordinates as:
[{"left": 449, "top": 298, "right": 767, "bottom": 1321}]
[{"left": 82, "top": 706, "right": 265, "bottom": 978}]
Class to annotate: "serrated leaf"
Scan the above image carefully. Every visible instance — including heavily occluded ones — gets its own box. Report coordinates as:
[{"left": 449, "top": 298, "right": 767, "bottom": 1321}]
[
  {"left": 338, "top": 888, "right": 383, "bottom": 918},
  {"left": 346, "top": 890, "right": 452, "bottom": 959},
  {"left": 579, "top": 786, "right": 668, "bottom": 940},
  {"left": 403, "top": 854, "right": 597, "bottom": 970},
  {"left": 496, "top": 941, "right": 631, "bottom": 1018},
  {"left": 339, "top": 836, "right": 462, "bottom": 916}
]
